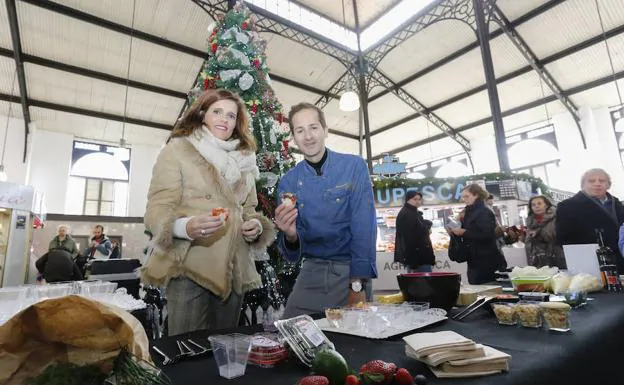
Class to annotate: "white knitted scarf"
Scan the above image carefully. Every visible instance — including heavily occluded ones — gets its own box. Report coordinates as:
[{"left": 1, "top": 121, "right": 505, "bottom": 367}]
[{"left": 186, "top": 125, "right": 259, "bottom": 191}]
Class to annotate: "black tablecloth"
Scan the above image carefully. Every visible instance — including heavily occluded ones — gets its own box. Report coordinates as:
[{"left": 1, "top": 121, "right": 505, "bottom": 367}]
[{"left": 151, "top": 293, "right": 624, "bottom": 385}]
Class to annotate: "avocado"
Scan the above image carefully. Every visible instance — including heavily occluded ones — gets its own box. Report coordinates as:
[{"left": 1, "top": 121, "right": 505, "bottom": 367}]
[{"left": 311, "top": 349, "right": 350, "bottom": 385}]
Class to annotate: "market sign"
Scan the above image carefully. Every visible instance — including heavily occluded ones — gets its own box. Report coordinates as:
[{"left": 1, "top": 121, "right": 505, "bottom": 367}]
[
  {"left": 374, "top": 182, "right": 464, "bottom": 207},
  {"left": 373, "top": 176, "right": 537, "bottom": 208}
]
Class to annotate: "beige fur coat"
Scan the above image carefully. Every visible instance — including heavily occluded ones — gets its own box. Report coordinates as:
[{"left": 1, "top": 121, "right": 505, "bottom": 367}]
[{"left": 141, "top": 138, "right": 276, "bottom": 300}]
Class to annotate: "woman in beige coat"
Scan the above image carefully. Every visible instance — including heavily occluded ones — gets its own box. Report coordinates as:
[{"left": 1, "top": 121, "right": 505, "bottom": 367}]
[{"left": 143, "top": 89, "right": 275, "bottom": 335}]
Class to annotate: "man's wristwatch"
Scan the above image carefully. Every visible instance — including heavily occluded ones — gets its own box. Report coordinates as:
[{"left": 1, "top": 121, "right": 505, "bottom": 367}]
[{"left": 350, "top": 280, "right": 363, "bottom": 293}]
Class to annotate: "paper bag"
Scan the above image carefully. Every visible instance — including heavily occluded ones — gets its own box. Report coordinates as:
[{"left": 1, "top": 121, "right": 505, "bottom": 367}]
[{"left": 0, "top": 295, "right": 150, "bottom": 385}]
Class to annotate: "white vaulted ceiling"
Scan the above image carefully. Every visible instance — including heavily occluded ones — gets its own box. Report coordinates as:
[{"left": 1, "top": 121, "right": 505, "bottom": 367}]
[{"left": 0, "top": 0, "right": 623, "bottom": 166}]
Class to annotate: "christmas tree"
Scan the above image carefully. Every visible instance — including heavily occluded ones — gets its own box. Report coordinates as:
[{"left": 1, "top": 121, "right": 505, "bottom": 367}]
[{"left": 187, "top": 1, "right": 299, "bottom": 323}]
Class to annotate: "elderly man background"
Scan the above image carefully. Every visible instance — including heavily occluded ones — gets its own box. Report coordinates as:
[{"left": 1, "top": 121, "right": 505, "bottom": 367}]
[
  {"left": 556, "top": 168, "right": 624, "bottom": 273},
  {"left": 48, "top": 225, "right": 79, "bottom": 258}
]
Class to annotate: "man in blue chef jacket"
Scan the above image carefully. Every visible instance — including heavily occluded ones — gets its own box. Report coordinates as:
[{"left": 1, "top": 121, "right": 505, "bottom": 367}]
[{"left": 274, "top": 102, "right": 377, "bottom": 318}]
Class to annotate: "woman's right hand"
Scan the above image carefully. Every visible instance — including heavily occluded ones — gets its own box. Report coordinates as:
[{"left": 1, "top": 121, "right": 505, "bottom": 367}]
[
  {"left": 186, "top": 213, "right": 226, "bottom": 239},
  {"left": 274, "top": 203, "right": 298, "bottom": 241}
]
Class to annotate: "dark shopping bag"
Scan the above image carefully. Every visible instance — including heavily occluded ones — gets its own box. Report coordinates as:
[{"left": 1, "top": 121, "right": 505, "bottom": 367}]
[{"left": 448, "top": 235, "right": 471, "bottom": 263}]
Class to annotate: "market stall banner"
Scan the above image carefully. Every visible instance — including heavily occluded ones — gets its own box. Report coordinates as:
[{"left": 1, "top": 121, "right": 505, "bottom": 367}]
[
  {"left": 374, "top": 251, "right": 468, "bottom": 290},
  {"left": 373, "top": 247, "right": 528, "bottom": 291},
  {"left": 373, "top": 178, "right": 537, "bottom": 207}
]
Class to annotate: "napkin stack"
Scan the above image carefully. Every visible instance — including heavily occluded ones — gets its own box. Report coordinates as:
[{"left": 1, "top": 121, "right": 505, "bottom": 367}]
[{"left": 403, "top": 331, "right": 511, "bottom": 378}]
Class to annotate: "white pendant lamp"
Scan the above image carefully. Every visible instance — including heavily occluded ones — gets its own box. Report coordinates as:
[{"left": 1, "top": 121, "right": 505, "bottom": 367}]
[{"left": 339, "top": 89, "right": 360, "bottom": 112}]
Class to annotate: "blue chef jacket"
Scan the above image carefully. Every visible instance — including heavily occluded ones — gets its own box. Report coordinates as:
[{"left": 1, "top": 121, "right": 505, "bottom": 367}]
[{"left": 277, "top": 149, "right": 377, "bottom": 279}]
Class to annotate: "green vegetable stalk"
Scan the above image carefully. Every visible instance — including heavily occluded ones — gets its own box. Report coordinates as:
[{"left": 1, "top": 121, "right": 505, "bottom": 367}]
[{"left": 25, "top": 347, "right": 171, "bottom": 385}]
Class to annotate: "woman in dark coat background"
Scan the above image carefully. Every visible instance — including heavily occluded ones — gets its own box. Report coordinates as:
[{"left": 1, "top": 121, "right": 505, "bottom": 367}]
[
  {"left": 524, "top": 195, "right": 566, "bottom": 269},
  {"left": 449, "top": 184, "right": 507, "bottom": 284}
]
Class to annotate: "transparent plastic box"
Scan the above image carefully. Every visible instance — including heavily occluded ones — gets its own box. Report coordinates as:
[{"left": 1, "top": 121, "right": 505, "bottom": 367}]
[
  {"left": 516, "top": 301, "right": 542, "bottom": 328},
  {"left": 540, "top": 302, "right": 571, "bottom": 332},
  {"left": 248, "top": 333, "right": 288, "bottom": 367},
  {"left": 491, "top": 302, "right": 517, "bottom": 326},
  {"left": 274, "top": 315, "right": 334, "bottom": 367}
]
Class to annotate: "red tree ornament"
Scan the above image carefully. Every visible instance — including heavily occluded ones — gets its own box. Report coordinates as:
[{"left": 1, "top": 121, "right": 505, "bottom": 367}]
[
  {"left": 242, "top": 21, "right": 249, "bottom": 30},
  {"left": 204, "top": 78, "right": 210, "bottom": 90},
  {"left": 253, "top": 58, "right": 261, "bottom": 69},
  {"left": 251, "top": 103, "right": 258, "bottom": 114},
  {"left": 211, "top": 43, "right": 218, "bottom": 53}
]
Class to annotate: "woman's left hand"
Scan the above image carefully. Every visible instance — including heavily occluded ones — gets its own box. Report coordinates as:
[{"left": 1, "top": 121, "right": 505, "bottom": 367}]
[
  {"left": 450, "top": 228, "right": 466, "bottom": 236},
  {"left": 242, "top": 220, "right": 261, "bottom": 240}
]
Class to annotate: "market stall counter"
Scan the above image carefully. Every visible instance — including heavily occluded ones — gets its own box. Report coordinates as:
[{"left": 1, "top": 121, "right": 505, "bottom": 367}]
[{"left": 152, "top": 293, "right": 624, "bottom": 385}]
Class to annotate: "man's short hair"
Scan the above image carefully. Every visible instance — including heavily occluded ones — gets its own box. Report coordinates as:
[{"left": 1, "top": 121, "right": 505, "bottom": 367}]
[
  {"left": 580, "top": 168, "right": 611, "bottom": 188},
  {"left": 288, "top": 102, "right": 327, "bottom": 133},
  {"left": 95, "top": 225, "right": 104, "bottom": 232}
]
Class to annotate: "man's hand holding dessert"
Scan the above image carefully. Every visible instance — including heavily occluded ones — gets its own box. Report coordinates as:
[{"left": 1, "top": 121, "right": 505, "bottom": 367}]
[{"left": 275, "top": 193, "right": 298, "bottom": 242}]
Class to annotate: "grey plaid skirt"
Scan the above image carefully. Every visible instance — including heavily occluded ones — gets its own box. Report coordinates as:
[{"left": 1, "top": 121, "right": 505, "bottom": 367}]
[{"left": 166, "top": 276, "right": 242, "bottom": 336}]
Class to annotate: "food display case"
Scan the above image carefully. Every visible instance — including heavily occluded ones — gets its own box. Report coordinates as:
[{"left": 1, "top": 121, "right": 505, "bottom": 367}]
[
  {"left": 0, "top": 182, "right": 46, "bottom": 287},
  {"left": 372, "top": 177, "right": 534, "bottom": 290}
]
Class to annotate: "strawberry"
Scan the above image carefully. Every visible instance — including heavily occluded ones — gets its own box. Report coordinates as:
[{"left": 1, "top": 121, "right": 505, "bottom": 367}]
[
  {"left": 359, "top": 360, "right": 396, "bottom": 385},
  {"left": 345, "top": 374, "right": 360, "bottom": 385},
  {"left": 393, "top": 368, "right": 413, "bottom": 385},
  {"left": 297, "top": 376, "right": 330, "bottom": 385}
]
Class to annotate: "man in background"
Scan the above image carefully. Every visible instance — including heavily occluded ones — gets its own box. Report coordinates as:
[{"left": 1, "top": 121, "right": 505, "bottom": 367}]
[
  {"left": 394, "top": 191, "right": 435, "bottom": 272},
  {"left": 557, "top": 168, "right": 624, "bottom": 273},
  {"left": 85, "top": 225, "right": 112, "bottom": 260},
  {"left": 110, "top": 240, "right": 121, "bottom": 259}
]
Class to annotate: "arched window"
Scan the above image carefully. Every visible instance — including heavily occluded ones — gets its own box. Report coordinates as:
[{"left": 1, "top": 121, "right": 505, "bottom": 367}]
[
  {"left": 508, "top": 139, "right": 559, "bottom": 169},
  {"left": 435, "top": 162, "right": 471, "bottom": 178},
  {"left": 406, "top": 172, "right": 426, "bottom": 180},
  {"left": 65, "top": 151, "right": 129, "bottom": 216},
  {"left": 507, "top": 139, "right": 559, "bottom": 186},
  {"left": 71, "top": 153, "right": 129, "bottom": 180}
]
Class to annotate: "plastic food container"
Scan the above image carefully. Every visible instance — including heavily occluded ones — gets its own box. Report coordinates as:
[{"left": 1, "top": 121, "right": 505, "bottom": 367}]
[
  {"left": 515, "top": 302, "right": 542, "bottom": 328},
  {"left": 510, "top": 276, "right": 550, "bottom": 292},
  {"left": 518, "top": 292, "right": 549, "bottom": 302},
  {"left": 540, "top": 302, "right": 571, "bottom": 332},
  {"left": 324, "top": 307, "right": 344, "bottom": 329},
  {"left": 248, "top": 333, "right": 288, "bottom": 368},
  {"left": 274, "top": 315, "right": 335, "bottom": 367},
  {"left": 491, "top": 302, "right": 517, "bottom": 326},
  {"left": 563, "top": 290, "right": 587, "bottom": 308}
]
